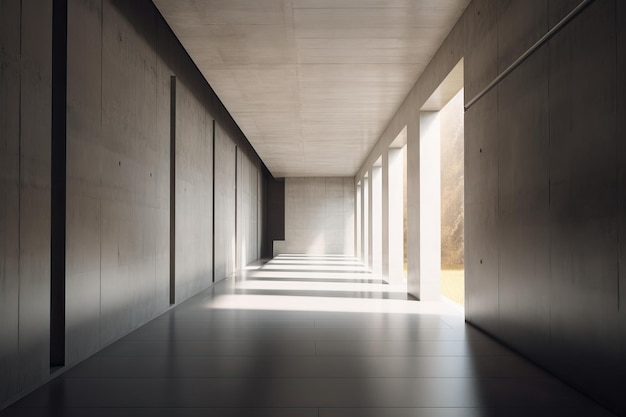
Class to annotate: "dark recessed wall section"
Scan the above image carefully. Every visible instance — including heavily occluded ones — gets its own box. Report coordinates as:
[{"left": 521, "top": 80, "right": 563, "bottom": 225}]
[
  {"left": 50, "top": 0, "right": 68, "bottom": 371},
  {"left": 0, "top": 0, "right": 275, "bottom": 409},
  {"left": 263, "top": 177, "right": 285, "bottom": 258},
  {"left": 169, "top": 75, "right": 176, "bottom": 305},
  {"left": 618, "top": 0, "right": 626, "bottom": 323}
]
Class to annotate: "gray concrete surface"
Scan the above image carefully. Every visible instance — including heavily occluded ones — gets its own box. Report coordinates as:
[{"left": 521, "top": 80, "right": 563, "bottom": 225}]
[
  {"left": 0, "top": 0, "right": 53, "bottom": 404},
  {"left": 356, "top": 0, "right": 625, "bottom": 414},
  {"left": 213, "top": 122, "right": 237, "bottom": 282},
  {"left": 0, "top": 0, "right": 270, "bottom": 409},
  {"left": 283, "top": 178, "right": 354, "bottom": 255}
]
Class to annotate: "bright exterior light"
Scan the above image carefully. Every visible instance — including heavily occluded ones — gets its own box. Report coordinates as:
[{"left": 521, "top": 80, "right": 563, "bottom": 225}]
[{"left": 204, "top": 254, "right": 461, "bottom": 319}]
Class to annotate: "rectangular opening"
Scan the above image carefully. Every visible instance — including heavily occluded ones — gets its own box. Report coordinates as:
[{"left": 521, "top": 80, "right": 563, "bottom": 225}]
[
  {"left": 169, "top": 76, "right": 176, "bottom": 305},
  {"left": 419, "top": 59, "right": 464, "bottom": 309},
  {"left": 50, "top": 0, "right": 68, "bottom": 371},
  {"left": 440, "top": 88, "right": 465, "bottom": 309}
]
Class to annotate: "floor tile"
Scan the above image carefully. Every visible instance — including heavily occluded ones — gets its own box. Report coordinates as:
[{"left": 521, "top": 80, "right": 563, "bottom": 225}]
[
  {"left": 1, "top": 255, "right": 615, "bottom": 416},
  {"left": 315, "top": 340, "right": 513, "bottom": 357},
  {"left": 1, "top": 408, "right": 317, "bottom": 417},
  {"left": 63, "top": 354, "right": 548, "bottom": 379},
  {"left": 14, "top": 376, "right": 595, "bottom": 409},
  {"left": 97, "top": 340, "right": 316, "bottom": 357},
  {"left": 319, "top": 407, "right": 615, "bottom": 417}
]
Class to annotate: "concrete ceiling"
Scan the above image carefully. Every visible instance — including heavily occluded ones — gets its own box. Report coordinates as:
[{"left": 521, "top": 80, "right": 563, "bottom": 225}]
[{"left": 152, "top": 0, "right": 470, "bottom": 178}]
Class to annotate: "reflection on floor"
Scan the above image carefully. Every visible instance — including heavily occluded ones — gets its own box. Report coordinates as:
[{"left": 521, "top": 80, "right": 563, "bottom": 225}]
[{"left": 2, "top": 255, "right": 615, "bottom": 416}]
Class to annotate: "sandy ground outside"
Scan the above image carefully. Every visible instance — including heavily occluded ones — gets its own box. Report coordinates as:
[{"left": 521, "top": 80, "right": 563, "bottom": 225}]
[
  {"left": 402, "top": 266, "right": 465, "bottom": 308},
  {"left": 441, "top": 269, "right": 464, "bottom": 307}
]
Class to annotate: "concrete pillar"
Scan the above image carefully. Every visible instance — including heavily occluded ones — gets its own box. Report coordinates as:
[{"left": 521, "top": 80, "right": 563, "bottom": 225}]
[
  {"left": 355, "top": 181, "right": 361, "bottom": 260},
  {"left": 381, "top": 151, "right": 390, "bottom": 282},
  {"left": 388, "top": 147, "right": 404, "bottom": 283},
  {"left": 367, "top": 172, "right": 373, "bottom": 269},
  {"left": 406, "top": 117, "right": 420, "bottom": 298},
  {"left": 372, "top": 166, "right": 382, "bottom": 275},
  {"left": 362, "top": 175, "right": 369, "bottom": 266},
  {"left": 419, "top": 111, "right": 441, "bottom": 300}
]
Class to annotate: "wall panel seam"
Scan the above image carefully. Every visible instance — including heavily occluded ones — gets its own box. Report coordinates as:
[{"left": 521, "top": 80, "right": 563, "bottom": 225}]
[
  {"left": 615, "top": 0, "right": 620, "bottom": 313},
  {"left": 16, "top": 0, "right": 23, "bottom": 371}
]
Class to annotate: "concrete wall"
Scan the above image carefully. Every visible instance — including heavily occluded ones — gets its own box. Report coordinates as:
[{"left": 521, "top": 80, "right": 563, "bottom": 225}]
[
  {"left": 213, "top": 122, "right": 237, "bottom": 282},
  {"left": 356, "top": 0, "right": 626, "bottom": 414},
  {"left": 0, "top": 0, "right": 52, "bottom": 405},
  {"left": 173, "top": 80, "right": 214, "bottom": 303},
  {"left": 0, "top": 0, "right": 270, "bottom": 408},
  {"left": 65, "top": 0, "right": 214, "bottom": 358},
  {"left": 282, "top": 177, "right": 354, "bottom": 255},
  {"left": 237, "top": 149, "right": 260, "bottom": 268}
]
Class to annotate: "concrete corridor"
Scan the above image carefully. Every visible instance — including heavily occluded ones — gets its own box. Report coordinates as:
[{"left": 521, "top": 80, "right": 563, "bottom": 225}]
[{"left": 1, "top": 255, "right": 615, "bottom": 417}]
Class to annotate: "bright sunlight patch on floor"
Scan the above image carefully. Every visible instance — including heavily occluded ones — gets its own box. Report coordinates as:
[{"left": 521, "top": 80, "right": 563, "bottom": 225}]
[
  {"left": 204, "top": 254, "right": 462, "bottom": 318},
  {"left": 236, "top": 280, "right": 407, "bottom": 294},
  {"left": 265, "top": 259, "right": 363, "bottom": 266},
  {"left": 259, "top": 264, "right": 370, "bottom": 272},
  {"left": 208, "top": 293, "right": 456, "bottom": 316},
  {"left": 238, "top": 270, "right": 382, "bottom": 281}
]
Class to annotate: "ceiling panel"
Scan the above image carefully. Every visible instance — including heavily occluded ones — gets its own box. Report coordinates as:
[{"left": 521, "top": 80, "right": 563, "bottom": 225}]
[{"left": 152, "top": 0, "right": 469, "bottom": 177}]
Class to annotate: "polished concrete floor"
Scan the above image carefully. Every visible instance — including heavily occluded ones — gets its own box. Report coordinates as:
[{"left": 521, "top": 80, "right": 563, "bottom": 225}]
[{"left": 2, "top": 255, "right": 616, "bottom": 416}]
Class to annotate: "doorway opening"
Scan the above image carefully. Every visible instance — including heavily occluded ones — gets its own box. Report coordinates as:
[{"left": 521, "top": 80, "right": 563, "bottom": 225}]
[{"left": 419, "top": 59, "right": 464, "bottom": 310}]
